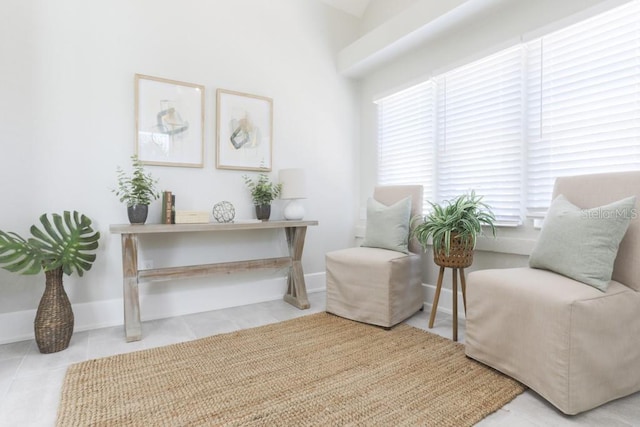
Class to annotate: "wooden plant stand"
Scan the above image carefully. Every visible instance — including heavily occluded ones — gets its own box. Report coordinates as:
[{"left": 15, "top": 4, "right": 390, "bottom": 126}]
[
  {"left": 429, "top": 244, "right": 473, "bottom": 341},
  {"left": 428, "top": 266, "right": 467, "bottom": 342}
]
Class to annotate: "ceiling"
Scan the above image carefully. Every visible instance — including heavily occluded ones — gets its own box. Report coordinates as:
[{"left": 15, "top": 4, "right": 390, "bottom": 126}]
[{"left": 320, "top": 0, "right": 372, "bottom": 18}]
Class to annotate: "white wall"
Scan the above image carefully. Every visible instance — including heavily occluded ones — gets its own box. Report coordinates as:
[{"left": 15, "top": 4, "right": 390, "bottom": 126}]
[
  {"left": 359, "top": 0, "right": 419, "bottom": 34},
  {"left": 356, "top": 0, "right": 629, "bottom": 298},
  {"left": 0, "top": 0, "right": 361, "bottom": 343}
]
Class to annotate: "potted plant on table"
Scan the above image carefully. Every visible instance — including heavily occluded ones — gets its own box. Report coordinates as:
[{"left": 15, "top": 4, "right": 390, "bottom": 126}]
[
  {"left": 113, "top": 155, "right": 160, "bottom": 224},
  {"left": 412, "top": 191, "right": 497, "bottom": 268},
  {"left": 243, "top": 173, "right": 282, "bottom": 221},
  {"left": 0, "top": 211, "right": 100, "bottom": 353}
]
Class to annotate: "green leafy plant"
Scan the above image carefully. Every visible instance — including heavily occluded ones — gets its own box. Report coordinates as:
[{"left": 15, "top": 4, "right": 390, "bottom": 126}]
[
  {"left": 0, "top": 211, "right": 100, "bottom": 353},
  {"left": 243, "top": 173, "right": 282, "bottom": 206},
  {"left": 113, "top": 155, "right": 160, "bottom": 207},
  {"left": 412, "top": 191, "right": 496, "bottom": 256},
  {"left": 0, "top": 211, "right": 100, "bottom": 276}
]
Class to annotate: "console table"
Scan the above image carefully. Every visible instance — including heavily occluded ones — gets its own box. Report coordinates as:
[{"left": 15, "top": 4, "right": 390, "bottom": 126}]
[{"left": 110, "top": 220, "right": 318, "bottom": 342}]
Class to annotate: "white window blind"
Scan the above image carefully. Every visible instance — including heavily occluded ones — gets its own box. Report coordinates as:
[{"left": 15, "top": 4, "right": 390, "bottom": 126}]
[
  {"left": 376, "top": 0, "right": 640, "bottom": 223},
  {"left": 436, "top": 46, "right": 525, "bottom": 224},
  {"left": 526, "top": 1, "right": 640, "bottom": 214},
  {"left": 376, "top": 81, "right": 434, "bottom": 208}
]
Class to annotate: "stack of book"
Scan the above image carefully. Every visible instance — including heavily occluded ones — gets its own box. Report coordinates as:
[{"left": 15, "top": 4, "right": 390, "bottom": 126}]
[
  {"left": 161, "top": 191, "right": 210, "bottom": 224},
  {"left": 161, "top": 191, "right": 175, "bottom": 224}
]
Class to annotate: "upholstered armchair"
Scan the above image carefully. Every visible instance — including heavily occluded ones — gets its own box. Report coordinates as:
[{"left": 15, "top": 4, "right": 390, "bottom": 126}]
[
  {"left": 325, "top": 185, "right": 424, "bottom": 328},
  {"left": 465, "top": 171, "right": 640, "bottom": 415}
]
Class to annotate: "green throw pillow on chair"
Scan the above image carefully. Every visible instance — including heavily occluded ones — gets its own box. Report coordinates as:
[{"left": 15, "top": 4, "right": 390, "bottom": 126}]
[
  {"left": 361, "top": 196, "right": 411, "bottom": 254},
  {"left": 529, "top": 194, "right": 636, "bottom": 291}
]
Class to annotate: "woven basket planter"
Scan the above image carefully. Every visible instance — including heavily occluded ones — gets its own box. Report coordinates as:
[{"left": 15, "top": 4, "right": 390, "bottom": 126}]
[
  {"left": 433, "top": 236, "right": 474, "bottom": 268},
  {"left": 34, "top": 267, "right": 74, "bottom": 354}
]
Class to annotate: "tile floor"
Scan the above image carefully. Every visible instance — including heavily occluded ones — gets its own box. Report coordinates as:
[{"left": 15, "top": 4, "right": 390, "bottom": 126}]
[{"left": 1, "top": 291, "right": 639, "bottom": 426}]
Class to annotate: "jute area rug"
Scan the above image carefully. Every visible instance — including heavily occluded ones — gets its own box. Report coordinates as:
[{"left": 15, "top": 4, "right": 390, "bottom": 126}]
[{"left": 57, "top": 313, "right": 524, "bottom": 426}]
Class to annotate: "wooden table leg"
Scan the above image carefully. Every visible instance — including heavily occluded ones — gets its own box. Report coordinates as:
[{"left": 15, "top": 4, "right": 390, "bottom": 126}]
[
  {"left": 452, "top": 267, "right": 458, "bottom": 342},
  {"left": 121, "top": 234, "right": 142, "bottom": 342},
  {"left": 429, "top": 266, "right": 445, "bottom": 328},
  {"left": 283, "top": 226, "right": 310, "bottom": 309}
]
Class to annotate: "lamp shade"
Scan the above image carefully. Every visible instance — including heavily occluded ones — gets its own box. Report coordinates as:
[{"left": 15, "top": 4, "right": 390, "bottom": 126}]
[{"left": 279, "top": 168, "right": 306, "bottom": 200}]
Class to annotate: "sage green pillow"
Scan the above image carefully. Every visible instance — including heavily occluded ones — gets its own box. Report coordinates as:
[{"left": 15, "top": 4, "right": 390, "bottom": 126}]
[
  {"left": 361, "top": 196, "right": 411, "bottom": 254},
  {"left": 529, "top": 194, "right": 636, "bottom": 292}
]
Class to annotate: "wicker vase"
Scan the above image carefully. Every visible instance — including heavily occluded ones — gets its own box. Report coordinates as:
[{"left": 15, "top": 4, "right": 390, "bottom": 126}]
[
  {"left": 434, "top": 235, "right": 474, "bottom": 268},
  {"left": 34, "top": 267, "right": 74, "bottom": 354}
]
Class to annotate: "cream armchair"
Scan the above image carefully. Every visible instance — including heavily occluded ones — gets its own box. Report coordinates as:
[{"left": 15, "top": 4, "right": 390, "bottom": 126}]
[
  {"left": 325, "top": 185, "right": 424, "bottom": 328},
  {"left": 465, "top": 171, "right": 640, "bottom": 415}
]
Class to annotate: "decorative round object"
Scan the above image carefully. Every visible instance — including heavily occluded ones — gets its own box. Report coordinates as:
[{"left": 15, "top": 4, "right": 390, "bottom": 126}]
[{"left": 212, "top": 201, "right": 235, "bottom": 223}]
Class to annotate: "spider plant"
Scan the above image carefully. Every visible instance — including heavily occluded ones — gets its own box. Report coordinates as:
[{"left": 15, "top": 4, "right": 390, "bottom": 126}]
[{"left": 412, "top": 191, "right": 496, "bottom": 256}]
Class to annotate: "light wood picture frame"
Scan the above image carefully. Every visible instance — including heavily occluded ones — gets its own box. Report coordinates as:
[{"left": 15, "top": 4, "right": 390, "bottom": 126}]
[
  {"left": 135, "top": 74, "right": 205, "bottom": 168},
  {"left": 216, "top": 89, "right": 273, "bottom": 171}
]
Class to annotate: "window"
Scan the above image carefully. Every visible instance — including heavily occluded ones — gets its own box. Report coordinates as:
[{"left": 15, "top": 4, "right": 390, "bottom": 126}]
[
  {"left": 376, "top": 0, "right": 640, "bottom": 224},
  {"left": 377, "top": 81, "right": 435, "bottom": 210},
  {"left": 526, "top": 4, "right": 640, "bottom": 215},
  {"left": 435, "top": 46, "right": 524, "bottom": 223}
]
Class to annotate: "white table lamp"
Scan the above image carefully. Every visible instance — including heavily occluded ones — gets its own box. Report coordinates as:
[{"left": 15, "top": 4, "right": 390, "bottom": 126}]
[{"left": 279, "top": 168, "right": 306, "bottom": 220}]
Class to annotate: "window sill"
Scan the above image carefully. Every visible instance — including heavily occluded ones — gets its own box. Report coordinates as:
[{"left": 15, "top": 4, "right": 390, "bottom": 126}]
[
  {"left": 474, "top": 235, "right": 534, "bottom": 256},
  {"left": 354, "top": 224, "right": 535, "bottom": 256}
]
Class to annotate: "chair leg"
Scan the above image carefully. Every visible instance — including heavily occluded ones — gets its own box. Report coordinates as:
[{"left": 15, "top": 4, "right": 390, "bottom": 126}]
[
  {"left": 429, "top": 266, "right": 445, "bottom": 328},
  {"left": 460, "top": 268, "right": 467, "bottom": 314},
  {"left": 452, "top": 268, "right": 458, "bottom": 342}
]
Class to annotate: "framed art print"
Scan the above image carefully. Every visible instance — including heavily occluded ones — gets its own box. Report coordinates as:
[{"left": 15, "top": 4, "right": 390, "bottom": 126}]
[
  {"left": 135, "top": 74, "right": 205, "bottom": 167},
  {"left": 216, "top": 89, "right": 273, "bottom": 171}
]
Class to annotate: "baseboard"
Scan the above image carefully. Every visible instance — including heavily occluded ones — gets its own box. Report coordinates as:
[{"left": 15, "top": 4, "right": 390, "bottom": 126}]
[{"left": 0, "top": 272, "right": 327, "bottom": 345}]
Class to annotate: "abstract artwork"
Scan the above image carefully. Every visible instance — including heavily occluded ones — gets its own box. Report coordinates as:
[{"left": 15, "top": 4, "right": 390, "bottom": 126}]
[
  {"left": 216, "top": 89, "right": 273, "bottom": 171},
  {"left": 135, "top": 74, "right": 204, "bottom": 167}
]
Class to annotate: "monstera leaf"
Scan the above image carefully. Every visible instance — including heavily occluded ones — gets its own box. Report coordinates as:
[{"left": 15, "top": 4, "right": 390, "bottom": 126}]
[
  {"left": 0, "top": 231, "right": 42, "bottom": 275},
  {"left": 0, "top": 211, "right": 100, "bottom": 277}
]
